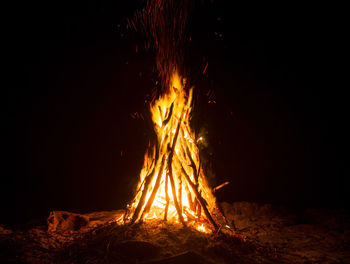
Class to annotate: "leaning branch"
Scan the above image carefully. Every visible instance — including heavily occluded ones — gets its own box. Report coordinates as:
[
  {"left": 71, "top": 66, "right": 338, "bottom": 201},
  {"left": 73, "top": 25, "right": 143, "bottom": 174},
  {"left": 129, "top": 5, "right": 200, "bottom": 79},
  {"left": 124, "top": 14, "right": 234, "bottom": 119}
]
[{"left": 181, "top": 166, "right": 218, "bottom": 230}]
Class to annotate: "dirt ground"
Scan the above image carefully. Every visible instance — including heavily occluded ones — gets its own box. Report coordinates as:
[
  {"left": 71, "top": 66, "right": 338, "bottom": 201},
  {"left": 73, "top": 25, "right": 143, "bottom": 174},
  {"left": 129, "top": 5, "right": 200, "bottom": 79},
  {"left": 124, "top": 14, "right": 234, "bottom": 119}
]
[{"left": 1, "top": 202, "right": 349, "bottom": 264}]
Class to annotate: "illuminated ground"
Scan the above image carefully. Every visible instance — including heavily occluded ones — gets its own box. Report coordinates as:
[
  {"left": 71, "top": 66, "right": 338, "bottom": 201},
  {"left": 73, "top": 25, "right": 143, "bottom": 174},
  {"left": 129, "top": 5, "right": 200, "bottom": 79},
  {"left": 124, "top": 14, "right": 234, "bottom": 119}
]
[{"left": 1, "top": 202, "right": 349, "bottom": 263}]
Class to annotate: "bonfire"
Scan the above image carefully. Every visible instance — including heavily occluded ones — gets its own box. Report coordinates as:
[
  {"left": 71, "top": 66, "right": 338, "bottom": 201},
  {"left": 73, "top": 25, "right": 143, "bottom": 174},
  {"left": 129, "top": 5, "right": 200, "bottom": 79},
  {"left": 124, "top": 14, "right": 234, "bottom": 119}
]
[
  {"left": 118, "top": 71, "right": 226, "bottom": 233},
  {"left": 110, "top": 0, "right": 230, "bottom": 233}
]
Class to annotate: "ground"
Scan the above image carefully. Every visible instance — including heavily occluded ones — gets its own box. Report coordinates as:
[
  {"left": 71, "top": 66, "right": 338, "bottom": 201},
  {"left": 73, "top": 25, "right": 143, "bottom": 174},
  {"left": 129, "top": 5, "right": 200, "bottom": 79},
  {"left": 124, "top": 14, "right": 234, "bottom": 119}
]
[{"left": 1, "top": 202, "right": 349, "bottom": 263}]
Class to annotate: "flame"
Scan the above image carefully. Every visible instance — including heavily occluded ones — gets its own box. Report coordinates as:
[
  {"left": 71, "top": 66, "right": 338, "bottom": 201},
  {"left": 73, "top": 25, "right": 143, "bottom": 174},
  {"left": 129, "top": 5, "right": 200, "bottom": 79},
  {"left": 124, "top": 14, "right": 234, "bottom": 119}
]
[
  {"left": 115, "top": 214, "right": 124, "bottom": 224},
  {"left": 197, "top": 223, "right": 207, "bottom": 233},
  {"left": 124, "top": 70, "right": 217, "bottom": 232}
]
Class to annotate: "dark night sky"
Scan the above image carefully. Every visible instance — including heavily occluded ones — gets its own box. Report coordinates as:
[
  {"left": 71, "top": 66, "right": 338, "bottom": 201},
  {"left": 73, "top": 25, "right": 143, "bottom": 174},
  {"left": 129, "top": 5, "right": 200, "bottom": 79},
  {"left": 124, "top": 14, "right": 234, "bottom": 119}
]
[{"left": 5, "top": 1, "right": 347, "bottom": 225}]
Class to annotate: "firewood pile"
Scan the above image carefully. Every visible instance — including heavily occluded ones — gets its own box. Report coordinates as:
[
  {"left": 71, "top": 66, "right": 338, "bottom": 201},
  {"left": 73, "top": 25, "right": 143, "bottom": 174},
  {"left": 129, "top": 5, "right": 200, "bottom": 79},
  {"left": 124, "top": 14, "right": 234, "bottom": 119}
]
[{"left": 124, "top": 73, "right": 223, "bottom": 231}]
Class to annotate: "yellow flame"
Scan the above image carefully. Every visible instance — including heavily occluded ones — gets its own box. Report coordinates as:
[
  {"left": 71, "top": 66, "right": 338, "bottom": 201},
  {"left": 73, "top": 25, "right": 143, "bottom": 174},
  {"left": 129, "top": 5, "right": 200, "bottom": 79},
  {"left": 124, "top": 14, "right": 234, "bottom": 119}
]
[
  {"left": 197, "top": 223, "right": 207, "bottom": 233},
  {"left": 115, "top": 214, "right": 124, "bottom": 224}
]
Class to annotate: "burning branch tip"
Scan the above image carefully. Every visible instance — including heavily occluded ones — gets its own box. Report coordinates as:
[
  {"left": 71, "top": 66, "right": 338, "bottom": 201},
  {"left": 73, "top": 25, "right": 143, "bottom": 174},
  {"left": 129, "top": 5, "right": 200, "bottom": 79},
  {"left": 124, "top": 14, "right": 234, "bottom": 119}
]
[{"left": 213, "top": 181, "right": 230, "bottom": 192}]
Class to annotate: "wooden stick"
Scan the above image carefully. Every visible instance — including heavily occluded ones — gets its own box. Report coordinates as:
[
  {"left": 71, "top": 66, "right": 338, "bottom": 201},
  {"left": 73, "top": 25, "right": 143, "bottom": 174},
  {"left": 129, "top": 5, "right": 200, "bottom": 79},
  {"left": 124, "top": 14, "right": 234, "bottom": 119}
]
[
  {"left": 196, "top": 204, "right": 202, "bottom": 219},
  {"left": 186, "top": 145, "right": 198, "bottom": 184},
  {"left": 213, "top": 181, "right": 230, "bottom": 192},
  {"left": 215, "top": 200, "right": 228, "bottom": 224},
  {"left": 197, "top": 157, "right": 201, "bottom": 180},
  {"left": 167, "top": 113, "right": 186, "bottom": 226},
  {"left": 193, "top": 193, "right": 198, "bottom": 212},
  {"left": 181, "top": 166, "right": 218, "bottom": 230},
  {"left": 140, "top": 155, "right": 166, "bottom": 220},
  {"left": 183, "top": 208, "right": 196, "bottom": 221},
  {"left": 184, "top": 184, "right": 194, "bottom": 211},
  {"left": 196, "top": 190, "right": 202, "bottom": 219},
  {"left": 164, "top": 172, "right": 169, "bottom": 221},
  {"left": 178, "top": 173, "right": 182, "bottom": 214},
  {"left": 131, "top": 142, "right": 159, "bottom": 224}
]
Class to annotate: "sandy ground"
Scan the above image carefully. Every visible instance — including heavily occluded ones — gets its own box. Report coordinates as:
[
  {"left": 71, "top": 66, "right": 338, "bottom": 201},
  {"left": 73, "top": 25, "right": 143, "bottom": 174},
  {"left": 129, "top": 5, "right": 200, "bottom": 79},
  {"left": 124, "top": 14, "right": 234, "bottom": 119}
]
[{"left": 1, "top": 202, "right": 349, "bottom": 264}]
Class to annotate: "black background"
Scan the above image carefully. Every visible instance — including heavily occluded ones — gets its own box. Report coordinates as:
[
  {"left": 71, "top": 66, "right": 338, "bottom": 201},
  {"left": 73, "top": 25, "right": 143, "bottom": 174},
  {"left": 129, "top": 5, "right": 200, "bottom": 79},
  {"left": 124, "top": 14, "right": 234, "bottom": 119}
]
[{"left": 5, "top": 1, "right": 347, "bottom": 226}]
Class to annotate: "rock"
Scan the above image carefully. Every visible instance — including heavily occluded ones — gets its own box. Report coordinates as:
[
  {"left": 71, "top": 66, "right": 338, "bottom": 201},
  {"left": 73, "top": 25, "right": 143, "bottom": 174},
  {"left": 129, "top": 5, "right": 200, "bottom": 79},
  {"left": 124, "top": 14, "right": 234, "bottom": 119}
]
[{"left": 47, "top": 211, "right": 89, "bottom": 232}]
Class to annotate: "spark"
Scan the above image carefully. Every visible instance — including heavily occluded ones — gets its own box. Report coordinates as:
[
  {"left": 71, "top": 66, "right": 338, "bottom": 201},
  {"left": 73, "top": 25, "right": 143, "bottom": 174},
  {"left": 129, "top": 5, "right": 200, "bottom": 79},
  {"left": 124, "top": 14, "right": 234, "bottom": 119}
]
[{"left": 203, "top": 62, "right": 208, "bottom": 75}]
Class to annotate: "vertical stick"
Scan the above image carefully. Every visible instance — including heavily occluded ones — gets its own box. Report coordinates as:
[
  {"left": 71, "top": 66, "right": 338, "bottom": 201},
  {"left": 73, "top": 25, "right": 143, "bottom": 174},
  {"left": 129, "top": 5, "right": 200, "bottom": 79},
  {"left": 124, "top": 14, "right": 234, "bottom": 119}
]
[
  {"left": 178, "top": 174, "right": 182, "bottom": 214},
  {"left": 196, "top": 190, "right": 202, "bottom": 219},
  {"left": 168, "top": 164, "right": 186, "bottom": 226},
  {"left": 167, "top": 112, "right": 186, "bottom": 226},
  {"left": 193, "top": 195, "right": 198, "bottom": 212},
  {"left": 164, "top": 172, "right": 169, "bottom": 221},
  {"left": 185, "top": 184, "right": 194, "bottom": 211},
  {"left": 140, "top": 155, "right": 166, "bottom": 220}
]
